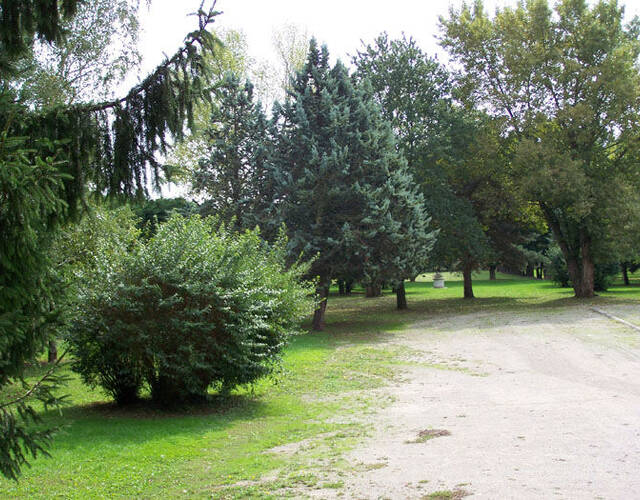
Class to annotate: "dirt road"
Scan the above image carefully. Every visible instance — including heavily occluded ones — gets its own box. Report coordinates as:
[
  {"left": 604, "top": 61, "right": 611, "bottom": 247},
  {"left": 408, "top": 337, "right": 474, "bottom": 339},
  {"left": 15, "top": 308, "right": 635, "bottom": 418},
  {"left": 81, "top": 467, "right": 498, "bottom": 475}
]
[{"left": 341, "top": 305, "right": 640, "bottom": 499}]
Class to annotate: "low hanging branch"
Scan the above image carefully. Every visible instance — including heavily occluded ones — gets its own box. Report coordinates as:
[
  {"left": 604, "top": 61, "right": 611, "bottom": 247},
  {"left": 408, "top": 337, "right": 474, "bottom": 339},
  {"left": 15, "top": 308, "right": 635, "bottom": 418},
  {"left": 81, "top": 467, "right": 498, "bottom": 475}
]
[{"left": 10, "top": 1, "right": 222, "bottom": 209}]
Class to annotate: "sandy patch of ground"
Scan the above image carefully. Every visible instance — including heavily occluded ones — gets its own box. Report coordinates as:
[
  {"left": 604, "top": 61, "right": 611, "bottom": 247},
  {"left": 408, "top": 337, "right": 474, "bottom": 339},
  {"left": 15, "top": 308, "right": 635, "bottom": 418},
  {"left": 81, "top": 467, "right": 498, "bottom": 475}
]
[{"left": 336, "top": 305, "right": 640, "bottom": 499}]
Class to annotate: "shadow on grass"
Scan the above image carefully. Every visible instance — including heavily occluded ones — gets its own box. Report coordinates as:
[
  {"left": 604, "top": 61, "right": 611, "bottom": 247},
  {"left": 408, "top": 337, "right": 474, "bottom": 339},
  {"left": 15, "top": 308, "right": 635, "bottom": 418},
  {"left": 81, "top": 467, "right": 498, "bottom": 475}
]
[
  {"left": 34, "top": 393, "right": 276, "bottom": 455},
  {"left": 67, "top": 393, "right": 266, "bottom": 420}
]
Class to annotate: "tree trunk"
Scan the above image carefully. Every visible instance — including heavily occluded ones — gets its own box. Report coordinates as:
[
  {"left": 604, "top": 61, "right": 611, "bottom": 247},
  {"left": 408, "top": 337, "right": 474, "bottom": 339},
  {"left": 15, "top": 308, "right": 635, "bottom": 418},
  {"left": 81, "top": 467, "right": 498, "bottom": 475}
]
[
  {"left": 365, "top": 284, "right": 381, "bottom": 297},
  {"left": 463, "top": 264, "right": 474, "bottom": 299},
  {"left": 345, "top": 280, "right": 353, "bottom": 295},
  {"left": 410, "top": 276, "right": 416, "bottom": 282},
  {"left": 338, "top": 280, "right": 345, "bottom": 295},
  {"left": 312, "top": 281, "right": 330, "bottom": 331},
  {"left": 48, "top": 339, "right": 58, "bottom": 363},
  {"left": 577, "top": 241, "right": 595, "bottom": 297},
  {"left": 566, "top": 234, "right": 595, "bottom": 298},
  {"left": 396, "top": 281, "right": 407, "bottom": 310},
  {"left": 622, "top": 263, "right": 630, "bottom": 286},
  {"left": 489, "top": 265, "right": 497, "bottom": 281},
  {"left": 539, "top": 203, "right": 595, "bottom": 298}
]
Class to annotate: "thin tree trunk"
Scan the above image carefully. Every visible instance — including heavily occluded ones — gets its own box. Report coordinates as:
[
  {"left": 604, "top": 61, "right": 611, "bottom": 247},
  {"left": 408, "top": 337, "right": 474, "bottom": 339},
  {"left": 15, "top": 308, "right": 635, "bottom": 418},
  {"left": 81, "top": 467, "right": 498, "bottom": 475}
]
[
  {"left": 622, "top": 263, "right": 630, "bottom": 286},
  {"left": 312, "top": 281, "right": 330, "bottom": 331},
  {"left": 48, "top": 340, "right": 58, "bottom": 364},
  {"left": 396, "top": 281, "right": 407, "bottom": 310},
  {"left": 338, "top": 280, "right": 345, "bottom": 295},
  {"left": 410, "top": 276, "right": 416, "bottom": 283},
  {"left": 463, "top": 264, "right": 474, "bottom": 299},
  {"left": 489, "top": 265, "right": 497, "bottom": 281},
  {"left": 345, "top": 280, "right": 353, "bottom": 295},
  {"left": 526, "top": 264, "right": 534, "bottom": 278}
]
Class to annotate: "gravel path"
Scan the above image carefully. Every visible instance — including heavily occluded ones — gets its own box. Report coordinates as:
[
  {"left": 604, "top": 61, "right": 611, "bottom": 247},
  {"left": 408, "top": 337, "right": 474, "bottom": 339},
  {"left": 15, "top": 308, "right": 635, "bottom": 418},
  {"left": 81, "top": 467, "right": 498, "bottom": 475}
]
[{"left": 340, "top": 305, "right": 640, "bottom": 499}]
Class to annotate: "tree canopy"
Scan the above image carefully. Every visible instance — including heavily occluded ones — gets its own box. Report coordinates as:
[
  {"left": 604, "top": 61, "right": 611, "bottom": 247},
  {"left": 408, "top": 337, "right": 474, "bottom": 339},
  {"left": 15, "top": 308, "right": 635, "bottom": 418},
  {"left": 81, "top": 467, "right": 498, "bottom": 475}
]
[{"left": 440, "top": 0, "right": 640, "bottom": 297}]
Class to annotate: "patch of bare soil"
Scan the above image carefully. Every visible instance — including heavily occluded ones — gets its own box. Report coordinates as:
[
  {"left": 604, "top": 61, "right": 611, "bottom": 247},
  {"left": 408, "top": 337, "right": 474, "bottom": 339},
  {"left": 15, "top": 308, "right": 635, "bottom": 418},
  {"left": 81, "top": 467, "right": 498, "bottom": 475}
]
[
  {"left": 423, "top": 488, "right": 470, "bottom": 500},
  {"left": 406, "top": 429, "right": 451, "bottom": 444}
]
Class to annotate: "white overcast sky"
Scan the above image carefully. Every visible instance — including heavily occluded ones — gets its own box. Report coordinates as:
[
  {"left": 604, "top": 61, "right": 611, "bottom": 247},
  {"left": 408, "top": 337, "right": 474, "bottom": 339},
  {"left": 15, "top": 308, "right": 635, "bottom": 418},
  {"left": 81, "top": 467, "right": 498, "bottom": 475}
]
[
  {"left": 135, "top": 0, "right": 640, "bottom": 198},
  {"left": 135, "top": 0, "right": 640, "bottom": 80}
]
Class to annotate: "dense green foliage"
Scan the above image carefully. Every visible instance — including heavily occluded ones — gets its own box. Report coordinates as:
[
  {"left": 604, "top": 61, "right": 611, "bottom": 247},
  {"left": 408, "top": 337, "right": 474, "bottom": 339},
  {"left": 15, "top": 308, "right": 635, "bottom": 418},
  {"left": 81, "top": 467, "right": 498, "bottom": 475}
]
[
  {"left": 353, "top": 33, "right": 450, "bottom": 178},
  {"left": 133, "top": 197, "right": 198, "bottom": 235},
  {"left": 69, "top": 215, "right": 313, "bottom": 405},
  {"left": 0, "top": 2, "right": 222, "bottom": 479},
  {"left": 269, "top": 40, "right": 434, "bottom": 324},
  {"left": 355, "top": 34, "right": 534, "bottom": 298},
  {"left": 0, "top": 130, "right": 66, "bottom": 384},
  {"left": 0, "top": 128, "right": 71, "bottom": 479},
  {"left": 441, "top": 0, "right": 640, "bottom": 298},
  {"left": 193, "top": 74, "right": 272, "bottom": 230}
]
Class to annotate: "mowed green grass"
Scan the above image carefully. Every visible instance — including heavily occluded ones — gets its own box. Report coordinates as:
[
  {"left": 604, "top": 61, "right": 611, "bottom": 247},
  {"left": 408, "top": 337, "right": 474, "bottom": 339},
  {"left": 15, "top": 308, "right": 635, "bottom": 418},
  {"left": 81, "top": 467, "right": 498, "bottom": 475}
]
[{"left": 2, "top": 272, "right": 640, "bottom": 498}]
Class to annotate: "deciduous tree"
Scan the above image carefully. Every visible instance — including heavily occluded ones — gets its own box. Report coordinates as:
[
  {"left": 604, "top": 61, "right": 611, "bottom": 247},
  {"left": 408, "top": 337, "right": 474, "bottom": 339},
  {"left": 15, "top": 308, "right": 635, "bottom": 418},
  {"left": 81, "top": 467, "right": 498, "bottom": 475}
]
[{"left": 440, "top": 0, "right": 640, "bottom": 298}]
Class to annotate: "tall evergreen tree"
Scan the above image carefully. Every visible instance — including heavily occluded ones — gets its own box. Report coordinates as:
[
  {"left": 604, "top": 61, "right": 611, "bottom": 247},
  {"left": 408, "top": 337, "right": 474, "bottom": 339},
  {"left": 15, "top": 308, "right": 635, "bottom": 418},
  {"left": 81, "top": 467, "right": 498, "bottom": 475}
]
[
  {"left": 0, "top": 2, "right": 221, "bottom": 479},
  {"left": 192, "top": 73, "right": 272, "bottom": 230},
  {"left": 271, "top": 40, "right": 434, "bottom": 327}
]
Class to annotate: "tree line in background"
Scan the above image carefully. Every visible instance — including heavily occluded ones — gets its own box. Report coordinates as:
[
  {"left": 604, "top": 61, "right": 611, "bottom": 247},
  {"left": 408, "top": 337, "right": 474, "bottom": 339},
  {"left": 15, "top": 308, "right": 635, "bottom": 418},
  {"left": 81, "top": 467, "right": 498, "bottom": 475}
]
[{"left": 2, "top": 0, "right": 640, "bottom": 480}]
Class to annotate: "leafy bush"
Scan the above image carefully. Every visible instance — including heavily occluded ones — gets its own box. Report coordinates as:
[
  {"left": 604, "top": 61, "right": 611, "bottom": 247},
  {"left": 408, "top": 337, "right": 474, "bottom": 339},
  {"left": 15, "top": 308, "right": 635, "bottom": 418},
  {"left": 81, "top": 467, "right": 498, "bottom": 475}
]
[{"left": 69, "top": 215, "right": 313, "bottom": 405}]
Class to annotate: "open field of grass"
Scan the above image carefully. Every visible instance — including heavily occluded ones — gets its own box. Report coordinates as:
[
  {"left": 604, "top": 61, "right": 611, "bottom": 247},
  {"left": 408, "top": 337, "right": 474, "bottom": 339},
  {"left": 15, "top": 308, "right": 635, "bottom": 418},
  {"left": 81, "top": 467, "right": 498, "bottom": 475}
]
[{"left": 2, "top": 272, "right": 640, "bottom": 498}]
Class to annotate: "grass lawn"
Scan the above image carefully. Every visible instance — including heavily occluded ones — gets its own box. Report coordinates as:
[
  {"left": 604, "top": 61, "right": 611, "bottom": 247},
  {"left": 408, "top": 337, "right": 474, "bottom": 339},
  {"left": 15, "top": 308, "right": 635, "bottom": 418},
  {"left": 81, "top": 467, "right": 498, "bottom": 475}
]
[{"left": 2, "top": 271, "right": 640, "bottom": 498}]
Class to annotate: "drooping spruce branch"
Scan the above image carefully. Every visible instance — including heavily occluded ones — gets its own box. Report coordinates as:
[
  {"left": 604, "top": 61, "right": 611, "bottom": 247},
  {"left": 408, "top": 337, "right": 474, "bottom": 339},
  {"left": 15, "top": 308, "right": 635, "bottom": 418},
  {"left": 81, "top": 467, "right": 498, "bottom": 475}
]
[
  {"left": 0, "top": 0, "right": 83, "bottom": 58},
  {"left": 9, "top": 1, "right": 222, "bottom": 209}
]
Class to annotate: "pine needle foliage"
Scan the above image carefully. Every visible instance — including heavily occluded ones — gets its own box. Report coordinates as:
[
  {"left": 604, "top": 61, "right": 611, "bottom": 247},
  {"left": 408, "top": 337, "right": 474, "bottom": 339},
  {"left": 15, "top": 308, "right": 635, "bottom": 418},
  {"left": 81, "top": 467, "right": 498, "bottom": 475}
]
[
  {"left": 271, "top": 40, "right": 435, "bottom": 325},
  {"left": 0, "top": 1, "right": 222, "bottom": 479},
  {"left": 0, "top": 0, "right": 81, "bottom": 59},
  {"left": 193, "top": 73, "right": 272, "bottom": 230},
  {"left": 6, "top": 3, "right": 222, "bottom": 210}
]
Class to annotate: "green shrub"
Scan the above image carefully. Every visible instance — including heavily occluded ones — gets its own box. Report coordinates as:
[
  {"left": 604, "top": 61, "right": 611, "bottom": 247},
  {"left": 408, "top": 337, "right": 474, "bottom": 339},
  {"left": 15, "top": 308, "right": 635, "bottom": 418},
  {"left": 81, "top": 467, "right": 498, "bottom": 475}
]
[{"left": 69, "top": 215, "right": 313, "bottom": 405}]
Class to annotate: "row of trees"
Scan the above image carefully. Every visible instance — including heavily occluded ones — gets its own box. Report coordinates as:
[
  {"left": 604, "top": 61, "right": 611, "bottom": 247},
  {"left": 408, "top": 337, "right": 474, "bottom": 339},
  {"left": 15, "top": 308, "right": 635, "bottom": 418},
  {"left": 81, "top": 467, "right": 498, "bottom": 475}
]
[
  {"left": 441, "top": 0, "right": 640, "bottom": 297},
  {"left": 193, "top": 41, "right": 437, "bottom": 329},
  {"left": 188, "top": 0, "right": 640, "bottom": 303}
]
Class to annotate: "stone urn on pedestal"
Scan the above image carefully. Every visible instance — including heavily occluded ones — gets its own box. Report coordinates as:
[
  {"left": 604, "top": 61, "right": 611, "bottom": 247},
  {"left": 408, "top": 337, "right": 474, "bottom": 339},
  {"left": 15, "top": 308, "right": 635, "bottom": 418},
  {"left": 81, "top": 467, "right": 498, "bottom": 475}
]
[{"left": 433, "top": 272, "right": 445, "bottom": 289}]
